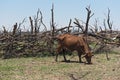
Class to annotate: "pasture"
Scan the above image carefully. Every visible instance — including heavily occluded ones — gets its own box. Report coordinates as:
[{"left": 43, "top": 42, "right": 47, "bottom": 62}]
[{"left": 0, "top": 53, "right": 120, "bottom": 80}]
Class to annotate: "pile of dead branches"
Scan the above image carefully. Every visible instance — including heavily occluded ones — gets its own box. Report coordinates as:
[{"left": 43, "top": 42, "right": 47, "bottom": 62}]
[{"left": 0, "top": 6, "right": 120, "bottom": 59}]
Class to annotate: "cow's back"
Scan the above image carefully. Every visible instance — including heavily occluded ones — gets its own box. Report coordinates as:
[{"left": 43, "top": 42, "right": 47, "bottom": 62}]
[{"left": 58, "top": 34, "right": 81, "bottom": 51}]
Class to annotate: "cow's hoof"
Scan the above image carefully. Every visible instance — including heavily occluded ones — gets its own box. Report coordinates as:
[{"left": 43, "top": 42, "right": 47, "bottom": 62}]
[
  {"left": 66, "top": 60, "right": 70, "bottom": 62},
  {"left": 55, "top": 59, "right": 58, "bottom": 62},
  {"left": 79, "top": 61, "right": 84, "bottom": 63},
  {"left": 85, "top": 62, "right": 92, "bottom": 65},
  {"left": 62, "top": 60, "right": 70, "bottom": 62}
]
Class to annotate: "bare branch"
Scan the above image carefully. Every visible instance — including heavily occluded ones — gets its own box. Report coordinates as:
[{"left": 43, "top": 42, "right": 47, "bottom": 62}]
[
  {"left": 74, "top": 18, "right": 84, "bottom": 32},
  {"left": 99, "top": 26, "right": 103, "bottom": 32},
  {"left": 94, "top": 19, "right": 98, "bottom": 33},
  {"left": 103, "top": 19, "right": 107, "bottom": 31},
  {"left": 39, "top": 10, "right": 47, "bottom": 31},
  {"left": 18, "top": 18, "right": 26, "bottom": 32}
]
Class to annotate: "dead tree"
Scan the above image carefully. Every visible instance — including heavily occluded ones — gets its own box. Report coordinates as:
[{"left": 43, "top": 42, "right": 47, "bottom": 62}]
[
  {"left": 45, "top": 4, "right": 56, "bottom": 56},
  {"left": 103, "top": 8, "right": 113, "bottom": 60},
  {"left": 74, "top": 6, "right": 94, "bottom": 35}
]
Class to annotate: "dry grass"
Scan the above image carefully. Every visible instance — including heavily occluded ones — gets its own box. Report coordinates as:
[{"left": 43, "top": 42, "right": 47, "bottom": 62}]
[{"left": 0, "top": 53, "right": 120, "bottom": 80}]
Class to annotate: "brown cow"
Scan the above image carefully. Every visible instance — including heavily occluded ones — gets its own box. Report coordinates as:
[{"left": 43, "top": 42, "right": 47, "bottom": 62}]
[{"left": 55, "top": 34, "right": 93, "bottom": 64}]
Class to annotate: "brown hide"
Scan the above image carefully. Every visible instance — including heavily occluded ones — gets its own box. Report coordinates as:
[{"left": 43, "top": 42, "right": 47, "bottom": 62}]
[{"left": 55, "top": 34, "right": 93, "bottom": 64}]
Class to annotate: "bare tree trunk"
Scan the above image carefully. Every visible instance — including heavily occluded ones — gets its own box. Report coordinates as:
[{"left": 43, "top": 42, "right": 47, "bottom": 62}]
[
  {"left": 2, "top": 26, "right": 8, "bottom": 35},
  {"left": 67, "top": 19, "right": 72, "bottom": 33},
  {"left": 107, "top": 8, "right": 113, "bottom": 33},
  {"left": 51, "top": 4, "right": 55, "bottom": 37},
  {"left": 29, "top": 17, "right": 34, "bottom": 34},
  {"left": 84, "top": 6, "right": 94, "bottom": 36},
  {"left": 13, "top": 23, "right": 17, "bottom": 35},
  {"left": 84, "top": 6, "right": 94, "bottom": 46}
]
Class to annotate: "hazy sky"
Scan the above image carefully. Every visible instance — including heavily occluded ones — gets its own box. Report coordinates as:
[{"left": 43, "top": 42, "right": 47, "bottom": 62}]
[{"left": 0, "top": 0, "right": 120, "bottom": 31}]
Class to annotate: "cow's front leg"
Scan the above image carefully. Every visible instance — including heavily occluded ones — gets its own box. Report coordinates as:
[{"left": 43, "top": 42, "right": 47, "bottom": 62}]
[
  {"left": 78, "top": 53, "right": 83, "bottom": 63},
  {"left": 55, "top": 53, "right": 58, "bottom": 62},
  {"left": 63, "top": 49, "right": 67, "bottom": 61}
]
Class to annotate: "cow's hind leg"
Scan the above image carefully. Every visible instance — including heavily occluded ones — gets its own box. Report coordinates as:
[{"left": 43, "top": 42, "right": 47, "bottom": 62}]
[
  {"left": 55, "top": 45, "right": 62, "bottom": 62},
  {"left": 55, "top": 49, "right": 67, "bottom": 62}
]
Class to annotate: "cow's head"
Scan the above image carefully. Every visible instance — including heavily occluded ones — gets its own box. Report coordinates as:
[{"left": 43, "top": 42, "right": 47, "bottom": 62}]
[{"left": 83, "top": 52, "right": 93, "bottom": 64}]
